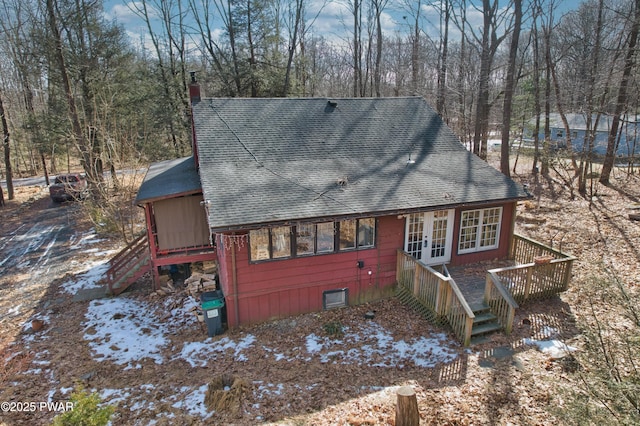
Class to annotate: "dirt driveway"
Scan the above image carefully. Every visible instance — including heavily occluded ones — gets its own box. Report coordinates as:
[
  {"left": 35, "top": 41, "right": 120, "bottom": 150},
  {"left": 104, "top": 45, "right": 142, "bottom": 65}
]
[
  {"left": 0, "top": 191, "right": 108, "bottom": 328},
  {"left": 0, "top": 186, "right": 579, "bottom": 426}
]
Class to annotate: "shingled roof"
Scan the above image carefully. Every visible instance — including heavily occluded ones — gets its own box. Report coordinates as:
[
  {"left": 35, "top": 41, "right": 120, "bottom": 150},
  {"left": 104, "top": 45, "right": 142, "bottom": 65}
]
[
  {"left": 192, "top": 97, "right": 529, "bottom": 231},
  {"left": 136, "top": 156, "right": 201, "bottom": 204}
]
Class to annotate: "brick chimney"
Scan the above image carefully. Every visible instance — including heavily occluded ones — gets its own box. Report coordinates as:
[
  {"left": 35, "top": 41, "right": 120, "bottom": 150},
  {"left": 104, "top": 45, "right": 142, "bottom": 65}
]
[{"left": 189, "top": 71, "right": 201, "bottom": 104}]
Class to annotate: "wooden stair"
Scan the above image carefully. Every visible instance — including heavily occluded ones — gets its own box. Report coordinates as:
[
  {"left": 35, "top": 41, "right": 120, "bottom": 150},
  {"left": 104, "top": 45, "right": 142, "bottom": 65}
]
[
  {"left": 105, "top": 233, "right": 152, "bottom": 295},
  {"left": 469, "top": 302, "right": 503, "bottom": 345},
  {"left": 396, "top": 286, "right": 505, "bottom": 345}
]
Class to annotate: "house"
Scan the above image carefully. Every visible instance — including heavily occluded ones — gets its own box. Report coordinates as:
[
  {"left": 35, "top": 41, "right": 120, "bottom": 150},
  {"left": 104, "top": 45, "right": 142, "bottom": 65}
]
[
  {"left": 114, "top": 79, "right": 575, "bottom": 345},
  {"left": 527, "top": 113, "right": 639, "bottom": 157}
]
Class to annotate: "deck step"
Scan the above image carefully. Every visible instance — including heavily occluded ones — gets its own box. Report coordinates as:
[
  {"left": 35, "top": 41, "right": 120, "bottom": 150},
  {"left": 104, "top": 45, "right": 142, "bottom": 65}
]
[
  {"left": 471, "top": 321, "right": 503, "bottom": 337},
  {"left": 469, "top": 302, "right": 503, "bottom": 342},
  {"left": 468, "top": 302, "right": 491, "bottom": 313},
  {"left": 473, "top": 312, "right": 498, "bottom": 325}
]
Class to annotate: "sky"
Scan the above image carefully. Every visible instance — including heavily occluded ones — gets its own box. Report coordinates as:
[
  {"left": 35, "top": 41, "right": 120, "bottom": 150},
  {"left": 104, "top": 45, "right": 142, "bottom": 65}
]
[{"left": 103, "top": 0, "right": 578, "bottom": 52}]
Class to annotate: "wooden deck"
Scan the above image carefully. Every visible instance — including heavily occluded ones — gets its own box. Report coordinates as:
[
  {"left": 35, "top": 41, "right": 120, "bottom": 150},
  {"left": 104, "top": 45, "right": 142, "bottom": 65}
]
[
  {"left": 396, "top": 234, "right": 576, "bottom": 346},
  {"left": 447, "top": 260, "right": 515, "bottom": 306}
]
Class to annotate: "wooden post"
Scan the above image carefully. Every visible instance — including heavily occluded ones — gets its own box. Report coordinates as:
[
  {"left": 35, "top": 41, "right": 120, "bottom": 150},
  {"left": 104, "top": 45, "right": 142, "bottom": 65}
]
[
  {"left": 484, "top": 273, "right": 493, "bottom": 303},
  {"left": 563, "top": 259, "right": 574, "bottom": 291},
  {"left": 395, "top": 386, "right": 419, "bottom": 426},
  {"left": 464, "top": 315, "right": 474, "bottom": 347},
  {"left": 413, "top": 264, "right": 421, "bottom": 297},
  {"left": 524, "top": 266, "right": 533, "bottom": 301}
]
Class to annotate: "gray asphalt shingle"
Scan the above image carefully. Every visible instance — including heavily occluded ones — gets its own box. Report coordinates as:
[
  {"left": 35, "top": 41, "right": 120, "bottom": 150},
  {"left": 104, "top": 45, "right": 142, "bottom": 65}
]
[
  {"left": 192, "top": 97, "right": 529, "bottom": 231},
  {"left": 135, "top": 156, "right": 201, "bottom": 204}
]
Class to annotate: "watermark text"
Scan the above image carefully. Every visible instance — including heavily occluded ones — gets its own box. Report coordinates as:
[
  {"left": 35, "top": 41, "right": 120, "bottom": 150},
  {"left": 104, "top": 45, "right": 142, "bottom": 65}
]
[{"left": 1, "top": 401, "right": 74, "bottom": 413}]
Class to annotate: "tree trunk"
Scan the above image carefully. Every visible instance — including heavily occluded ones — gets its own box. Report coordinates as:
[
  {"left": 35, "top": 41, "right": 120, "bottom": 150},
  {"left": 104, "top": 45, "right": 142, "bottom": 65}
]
[
  {"left": 41, "top": 153, "right": 50, "bottom": 186},
  {"left": 436, "top": 0, "right": 449, "bottom": 116},
  {"left": 411, "top": 4, "right": 420, "bottom": 95},
  {"left": 395, "top": 386, "right": 419, "bottom": 426},
  {"left": 531, "top": 7, "right": 541, "bottom": 174},
  {"left": 283, "top": 0, "right": 303, "bottom": 96},
  {"left": 578, "top": 0, "right": 605, "bottom": 196},
  {"left": 542, "top": 21, "right": 552, "bottom": 176},
  {"left": 0, "top": 91, "right": 14, "bottom": 200},
  {"left": 352, "top": 0, "right": 362, "bottom": 97},
  {"left": 600, "top": 0, "right": 640, "bottom": 184},
  {"left": 500, "top": 0, "right": 522, "bottom": 176},
  {"left": 374, "top": 0, "right": 383, "bottom": 97}
]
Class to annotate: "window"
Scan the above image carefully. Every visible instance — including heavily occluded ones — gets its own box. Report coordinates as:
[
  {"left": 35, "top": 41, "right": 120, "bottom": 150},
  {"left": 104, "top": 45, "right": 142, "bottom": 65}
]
[
  {"left": 316, "top": 222, "right": 335, "bottom": 253},
  {"left": 249, "top": 227, "right": 292, "bottom": 260},
  {"left": 339, "top": 220, "right": 356, "bottom": 250},
  {"left": 249, "top": 218, "right": 375, "bottom": 261},
  {"left": 458, "top": 207, "right": 502, "bottom": 254},
  {"left": 250, "top": 228, "right": 270, "bottom": 260},
  {"left": 323, "top": 288, "right": 349, "bottom": 309},
  {"left": 296, "top": 224, "right": 315, "bottom": 256},
  {"left": 358, "top": 218, "right": 376, "bottom": 248},
  {"left": 271, "top": 226, "right": 291, "bottom": 258}
]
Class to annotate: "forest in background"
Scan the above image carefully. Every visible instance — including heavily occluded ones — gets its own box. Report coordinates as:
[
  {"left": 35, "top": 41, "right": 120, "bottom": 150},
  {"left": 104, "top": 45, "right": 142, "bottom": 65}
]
[{"left": 0, "top": 0, "right": 639, "bottom": 201}]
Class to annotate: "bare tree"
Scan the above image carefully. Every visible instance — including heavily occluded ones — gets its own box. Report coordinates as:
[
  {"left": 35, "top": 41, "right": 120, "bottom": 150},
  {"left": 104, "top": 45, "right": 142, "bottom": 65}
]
[
  {"left": 46, "top": 0, "right": 102, "bottom": 199},
  {"left": 372, "top": 0, "right": 388, "bottom": 97},
  {"left": 131, "top": 0, "right": 189, "bottom": 156},
  {"left": 500, "top": 0, "right": 522, "bottom": 176},
  {"left": 281, "top": 0, "right": 304, "bottom": 96},
  {"left": 0, "top": 90, "right": 13, "bottom": 201},
  {"left": 468, "top": 0, "right": 512, "bottom": 159},
  {"left": 436, "top": 0, "right": 451, "bottom": 116},
  {"left": 600, "top": 0, "right": 640, "bottom": 184},
  {"left": 530, "top": 0, "right": 543, "bottom": 174}
]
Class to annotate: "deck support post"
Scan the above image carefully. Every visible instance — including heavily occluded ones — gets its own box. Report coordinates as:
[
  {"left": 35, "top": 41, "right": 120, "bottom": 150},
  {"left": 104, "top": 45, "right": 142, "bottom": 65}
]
[{"left": 524, "top": 266, "right": 533, "bottom": 301}]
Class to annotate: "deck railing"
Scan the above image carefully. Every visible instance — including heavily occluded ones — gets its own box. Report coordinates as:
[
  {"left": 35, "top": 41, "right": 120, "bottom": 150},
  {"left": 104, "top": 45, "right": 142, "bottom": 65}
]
[
  {"left": 396, "top": 235, "right": 574, "bottom": 346},
  {"left": 510, "top": 233, "right": 573, "bottom": 263},
  {"left": 484, "top": 272, "right": 519, "bottom": 334},
  {"left": 493, "top": 234, "right": 576, "bottom": 303},
  {"left": 397, "top": 250, "right": 475, "bottom": 346}
]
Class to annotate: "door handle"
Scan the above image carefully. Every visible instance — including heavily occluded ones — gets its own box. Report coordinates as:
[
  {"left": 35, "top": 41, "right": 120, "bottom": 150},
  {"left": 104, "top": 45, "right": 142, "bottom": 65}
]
[{"left": 423, "top": 237, "right": 428, "bottom": 247}]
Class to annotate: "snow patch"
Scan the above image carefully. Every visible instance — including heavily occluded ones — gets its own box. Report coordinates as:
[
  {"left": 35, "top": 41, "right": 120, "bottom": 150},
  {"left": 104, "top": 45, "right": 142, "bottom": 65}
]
[
  {"left": 524, "top": 338, "right": 577, "bottom": 359},
  {"left": 177, "top": 334, "right": 257, "bottom": 367},
  {"left": 84, "top": 297, "right": 168, "bottom": 367},
  {"left": 303, "top": 322, "right": 458, "bottom": 367}
]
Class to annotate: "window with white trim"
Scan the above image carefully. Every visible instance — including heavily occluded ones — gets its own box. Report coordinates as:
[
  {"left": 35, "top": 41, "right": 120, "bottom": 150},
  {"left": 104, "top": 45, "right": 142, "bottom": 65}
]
[
  {"left": 249, "top": 218, "right": 376, "bottom": 261},
  {"left": 458, "top": 207, "right": 502, "bottom": 253}
]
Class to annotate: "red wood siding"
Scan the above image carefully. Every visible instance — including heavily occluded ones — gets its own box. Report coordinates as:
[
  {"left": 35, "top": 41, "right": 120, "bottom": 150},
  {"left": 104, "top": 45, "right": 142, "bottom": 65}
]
[
  {"left": 218, "top": 216, "right": 404, "bottom": 327},
  {"left": 216, "top": 202, "right": 517, "bottom": 328},
  {"left": 449, "top": 201, "right": 516, "bottom": 266}
]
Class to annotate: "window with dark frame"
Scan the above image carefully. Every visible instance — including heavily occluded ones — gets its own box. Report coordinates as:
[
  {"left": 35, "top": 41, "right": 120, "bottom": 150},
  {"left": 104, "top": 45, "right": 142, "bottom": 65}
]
[{"left": 249, "top": 218, "right": 376, "bottom": 261}]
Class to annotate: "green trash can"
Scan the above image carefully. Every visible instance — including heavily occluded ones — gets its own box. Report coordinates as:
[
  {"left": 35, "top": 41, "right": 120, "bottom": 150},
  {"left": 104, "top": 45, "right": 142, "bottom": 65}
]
[{"left": 201, "top": 290, "right": 225, "bottom": 337}]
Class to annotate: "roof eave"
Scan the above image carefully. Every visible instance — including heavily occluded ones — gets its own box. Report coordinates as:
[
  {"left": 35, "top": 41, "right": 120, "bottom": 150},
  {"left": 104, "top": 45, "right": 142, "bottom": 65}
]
[{"left": 207, "top": 195, "right": 531, "bottom": 233}]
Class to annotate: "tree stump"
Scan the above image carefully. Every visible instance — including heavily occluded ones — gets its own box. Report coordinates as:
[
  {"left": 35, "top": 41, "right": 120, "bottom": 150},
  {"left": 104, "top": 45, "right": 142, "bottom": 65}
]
[{"left": 395, "top": 386, "right": 419, "bottom": 426}]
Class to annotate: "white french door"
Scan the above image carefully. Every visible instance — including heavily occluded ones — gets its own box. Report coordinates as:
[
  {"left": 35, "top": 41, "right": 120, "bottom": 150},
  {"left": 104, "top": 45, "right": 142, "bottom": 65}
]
[{"left": 404, "top": 210, "right": 455, "bottom": 265}]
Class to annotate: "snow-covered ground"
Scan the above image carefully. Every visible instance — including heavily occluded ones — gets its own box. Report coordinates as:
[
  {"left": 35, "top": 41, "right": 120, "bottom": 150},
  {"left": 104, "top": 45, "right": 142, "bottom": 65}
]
[
  {"left": 16, "top": 257, "right": 464, "bottom": 422},
  {"left": 8, "top": 224, "right": 576, "bottom": 423}
]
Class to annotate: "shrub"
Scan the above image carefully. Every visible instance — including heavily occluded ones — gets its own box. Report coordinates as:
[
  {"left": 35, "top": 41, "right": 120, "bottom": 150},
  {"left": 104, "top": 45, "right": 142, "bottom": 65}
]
[
  {"left": 52, "top": 387, "right": 114, "bottom": 426},
  {"left": 323, "top": 321, "right": 344, "bottom": 337}
]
